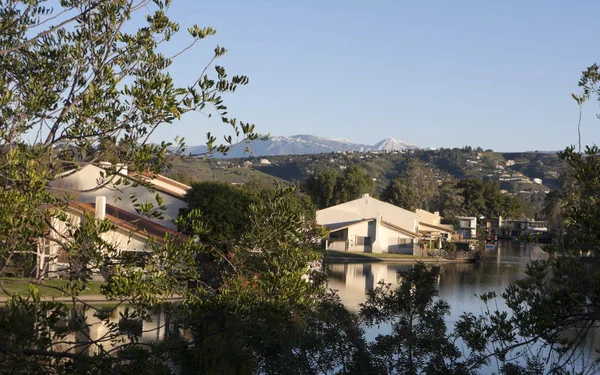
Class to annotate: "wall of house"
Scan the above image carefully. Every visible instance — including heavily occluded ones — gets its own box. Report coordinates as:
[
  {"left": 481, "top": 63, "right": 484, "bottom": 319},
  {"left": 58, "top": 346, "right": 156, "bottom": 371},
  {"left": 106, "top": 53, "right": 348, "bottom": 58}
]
[
  {"left": 416, "top": 209, "right": 441, "bottom": 226},
  {"left": 44, "top": 210, "right": 151, "bottom": 278},
  {"left": 345, "top": 220, "right": 372, "bottom": 252},
  {"left": 50, "top": 165, "right": 186, "bottom": 229},
  {"left": 317, "top": 195, "right": 419, "bottom": 233},
  {"left": 379, "top": 224, "right": 415, "bottom": 254}
]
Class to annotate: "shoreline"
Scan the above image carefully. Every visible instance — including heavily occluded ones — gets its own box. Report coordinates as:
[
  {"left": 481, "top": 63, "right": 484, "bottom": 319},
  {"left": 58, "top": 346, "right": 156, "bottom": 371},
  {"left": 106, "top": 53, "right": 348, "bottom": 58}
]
[
  {"left": 0, "top": 294, "right": 184, "bottom": 304},
  {"left": 324, "top": 256, "right": 476, "bottom": 264}
]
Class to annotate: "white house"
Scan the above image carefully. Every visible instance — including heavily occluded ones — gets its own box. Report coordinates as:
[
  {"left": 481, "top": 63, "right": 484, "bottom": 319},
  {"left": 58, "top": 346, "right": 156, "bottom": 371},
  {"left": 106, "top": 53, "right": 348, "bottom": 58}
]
[
  {"left": 40, "top": 196, "right": 185, "bottom": 279},
  {"left": 50, "top": 164, "right": 190, "bottom": 229},
  {"left": 416, "top": 209, "right": 453, "bottom": 239},
  {"left": 317, "top": 194, "right": 421, "bottom": 254},
  {"left": 457, "top": 216, "right": 477, "bottom": 239}
]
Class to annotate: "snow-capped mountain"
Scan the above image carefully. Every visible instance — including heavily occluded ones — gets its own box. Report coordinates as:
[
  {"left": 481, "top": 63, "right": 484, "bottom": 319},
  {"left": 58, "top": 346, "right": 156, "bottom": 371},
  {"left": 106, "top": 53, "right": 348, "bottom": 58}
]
[
  {"left": 373, "top": 138, "right": 417, "bottom": 152},
  {"left": 180, "top": 135, "right": 418, "bottom": 158}
]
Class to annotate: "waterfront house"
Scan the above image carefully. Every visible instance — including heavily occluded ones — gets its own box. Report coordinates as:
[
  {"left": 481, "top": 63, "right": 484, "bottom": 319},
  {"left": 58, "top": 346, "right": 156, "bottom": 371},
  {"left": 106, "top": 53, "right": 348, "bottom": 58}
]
[
  {"left": 500, "top": 219, "right": 548, "bottom": 238},
  {"left": 457, "top": 216, "right": 477, "bottom": 239},
  {"left": 416, "top": 209, "right": 454, "bottom": 240},
  {"left": 317, "top": 194, "right": 421, "bottom": 255},
  {"left": 39, "top": 196, "right": 185, "bottom": 280}
]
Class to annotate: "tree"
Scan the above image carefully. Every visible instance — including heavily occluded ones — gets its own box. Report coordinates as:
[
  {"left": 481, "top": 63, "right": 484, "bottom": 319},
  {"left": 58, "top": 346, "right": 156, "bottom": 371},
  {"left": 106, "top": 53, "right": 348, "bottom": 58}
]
[
  {"left": 303, "top": 170, "right": 340, "bottom": 209},
  {"left": 544, "top": 146, "right": 600, "bottom": 254},
  {"left": 0, "top": 0, "right": 265, "bottom": 371},
  {"left": 335, "top": 165, "right": 374, "bottom": 204},
  {"left": 434, "top": 183, "right": 465, "bottom": 222},
  {"left": 302, "top": 165, "right": 373, "bottom": 208},
  {"left": 381, "top": 178, "right": 420, "bottom": 211},
  {"left": 381, "top": 160, "right": 438, "bottom": 211},
  {"left": 183, "top": 181, "right": 260, "bottom": 243}
]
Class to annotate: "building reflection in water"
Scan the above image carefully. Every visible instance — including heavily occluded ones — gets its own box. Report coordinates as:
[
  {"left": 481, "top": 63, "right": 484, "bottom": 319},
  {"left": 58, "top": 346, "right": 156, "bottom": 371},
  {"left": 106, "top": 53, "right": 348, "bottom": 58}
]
[
  {"left": 326, "top": 242, "right": 600, "bottom": 368},
  {"left": 327, "top": 242, "right": 548, "bottom": 314},
  {"left": 52, "top": 304, "right": 192, "bottom": 356}
]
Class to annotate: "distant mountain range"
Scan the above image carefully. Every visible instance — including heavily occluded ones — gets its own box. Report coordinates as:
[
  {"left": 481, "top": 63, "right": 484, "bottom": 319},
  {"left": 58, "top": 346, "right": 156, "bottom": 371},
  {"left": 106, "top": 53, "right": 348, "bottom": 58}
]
[{"left": 181, "top": 134, "right": 419, "bottom": 158}]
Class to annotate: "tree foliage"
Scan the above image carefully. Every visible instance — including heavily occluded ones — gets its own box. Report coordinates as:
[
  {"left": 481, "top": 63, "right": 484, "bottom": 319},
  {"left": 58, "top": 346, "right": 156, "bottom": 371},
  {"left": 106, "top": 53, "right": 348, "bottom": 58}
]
[
  {"left": 381, "top": 159, "right": 438, "bottom": 211},
  {"left": 0, "top": 1, "right": 598, "bottom": 373},
  {"left": 303, "top": 165, "right": 374, "bottom": 209}
]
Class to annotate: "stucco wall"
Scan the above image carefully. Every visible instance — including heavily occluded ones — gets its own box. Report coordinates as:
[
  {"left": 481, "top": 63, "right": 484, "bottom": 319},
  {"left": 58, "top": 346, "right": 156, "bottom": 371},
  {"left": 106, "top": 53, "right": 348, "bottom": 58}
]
[
  {"left": 317, "top": 195, "right": 419, "bottom": 233},
  {"left": 346, "top": 220, "right": 371, "bottom": 252},
  {"left": 416, "top": 209, "right": 441, "bottom": 226},
  {"left": 45, "top": 209, "right": 151, "bottom": 277},
  {"left": 379, "top": 224, "right": 415, "bottom": 254}
]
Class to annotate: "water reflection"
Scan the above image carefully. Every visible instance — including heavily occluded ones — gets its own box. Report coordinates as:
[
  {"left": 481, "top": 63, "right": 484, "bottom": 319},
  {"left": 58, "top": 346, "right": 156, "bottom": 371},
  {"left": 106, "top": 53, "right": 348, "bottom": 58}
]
[
  {"left": 53, "top": 304, "right": 190, "bottom": 356},
  {"left": 327, "top": 242, "right": 600, "bottom": 372},
  {"left": 327, "top": 241, "right": 548, "bottom": 315}
]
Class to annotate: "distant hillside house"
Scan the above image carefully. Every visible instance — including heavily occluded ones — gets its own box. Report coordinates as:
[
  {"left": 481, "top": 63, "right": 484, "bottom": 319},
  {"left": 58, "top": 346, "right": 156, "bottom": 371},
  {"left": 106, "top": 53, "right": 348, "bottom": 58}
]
[
  {"left": 317, "top": 194, "right": 421, "bottom": 255},
  {"left": 50, "top": 163, "right": 190, "bottom": 230},
  {"left": 259, "top": 159, "right": 271, "bottom": 165}
]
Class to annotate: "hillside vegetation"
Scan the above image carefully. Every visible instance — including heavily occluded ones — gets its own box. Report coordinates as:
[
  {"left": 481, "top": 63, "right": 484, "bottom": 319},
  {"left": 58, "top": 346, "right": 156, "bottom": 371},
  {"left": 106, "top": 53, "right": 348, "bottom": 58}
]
[
  {"left": 164, "top": 147, "right": 563, "bottom": 219},
  {"left": 166, "top": 147, "right": 563, "bottom": 192}
]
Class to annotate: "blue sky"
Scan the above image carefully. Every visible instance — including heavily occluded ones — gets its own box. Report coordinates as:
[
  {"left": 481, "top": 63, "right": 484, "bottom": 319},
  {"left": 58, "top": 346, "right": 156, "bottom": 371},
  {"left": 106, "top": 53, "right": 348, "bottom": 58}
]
[{"left": 149, "top": 0, "right": 600, "bottom": 151}]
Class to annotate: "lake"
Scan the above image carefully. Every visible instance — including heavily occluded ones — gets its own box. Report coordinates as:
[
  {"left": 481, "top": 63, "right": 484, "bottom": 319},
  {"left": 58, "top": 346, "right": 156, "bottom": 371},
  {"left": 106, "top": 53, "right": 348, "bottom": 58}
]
[
  {"left": 328, "top": 241, "right": 600, "bottom": 373},
  {"left": 328, "top": 241, "right": 548, "bottom": 316}
]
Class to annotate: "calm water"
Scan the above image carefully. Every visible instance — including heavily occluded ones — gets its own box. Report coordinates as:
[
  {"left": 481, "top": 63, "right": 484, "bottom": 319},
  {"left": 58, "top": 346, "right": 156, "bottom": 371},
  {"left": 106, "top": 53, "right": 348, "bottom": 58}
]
[
  {"left": 328, "top": 241, "right": 548, "bottom": 317},
  {"left": 328, "top": 242, "right": 600, "bottom": 373}
]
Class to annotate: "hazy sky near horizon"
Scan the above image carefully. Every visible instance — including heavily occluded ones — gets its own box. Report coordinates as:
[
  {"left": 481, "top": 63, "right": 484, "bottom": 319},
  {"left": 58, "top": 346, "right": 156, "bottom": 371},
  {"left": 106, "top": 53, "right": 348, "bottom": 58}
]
[{"left": 149, "top": 0, "right": 600, "bottom": 152}]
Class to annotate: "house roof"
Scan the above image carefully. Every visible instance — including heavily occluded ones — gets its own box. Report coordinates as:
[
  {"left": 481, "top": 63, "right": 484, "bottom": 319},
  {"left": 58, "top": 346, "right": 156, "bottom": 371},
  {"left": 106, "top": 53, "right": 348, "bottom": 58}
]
[
  {"left": 69, "top": 202, "right": 186, "bottom": 244},
  {"left": 130, "top": 171, "right": 190, "bottom": 198},
  {"left": 325, "top": 217, "right": 419, "bottom": 239},
  {"left": 419, "top": 221, "right": 455, "bottom": 234},
  {"left": 325, "top": 218, "right": 373, "bottom": 232},
  {"left": 53, "top": 164, "right": 190, "bottom": 200},
  {"left": 381, "top": 220, "right": 420, "bottom": 238},
  {"left": 317, "top": 194, "right": 418, "bottom": 233}
]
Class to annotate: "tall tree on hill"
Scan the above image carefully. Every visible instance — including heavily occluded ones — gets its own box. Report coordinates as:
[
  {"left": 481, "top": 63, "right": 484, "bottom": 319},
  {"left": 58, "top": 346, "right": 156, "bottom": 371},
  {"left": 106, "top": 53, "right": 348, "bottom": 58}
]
[
  {"left": 381, "top": 160, "right": 438, "bottom": 211},
  {"left": 302, "top": 166, "right": 373, "bottom": 208},
  {"left": 335, "top": 165, "right": 374, "bottom": 204},
  {"left": 433, "top": 182, "right": 465, "bottom": 221},
  {"left": 303, "top": 169, "right": 339, "bottom": 209}
]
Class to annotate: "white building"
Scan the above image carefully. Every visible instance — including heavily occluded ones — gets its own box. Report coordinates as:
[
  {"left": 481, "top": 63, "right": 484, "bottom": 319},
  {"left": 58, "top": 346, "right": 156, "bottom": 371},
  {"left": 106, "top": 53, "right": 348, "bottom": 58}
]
[
  {"left": 50, "top": 164, "right": 190, "bottom": 229},
  {"left": 259, "top": 159, "right": 271, "bottom": 165},
  {"left": 416, "top": 209, "right": 453, "bottom": 239},
  {"left": 457, "top": 216, "right": 477, "bottom": 239},
  {"left": 317, "top": 194, "right": 420, "bottom": 254},
  {"left": 533, "top": 178, "right": 543, "bottom": 185},
  {"left": 41, "top": 196, "right": 185, "bottom": 279}
]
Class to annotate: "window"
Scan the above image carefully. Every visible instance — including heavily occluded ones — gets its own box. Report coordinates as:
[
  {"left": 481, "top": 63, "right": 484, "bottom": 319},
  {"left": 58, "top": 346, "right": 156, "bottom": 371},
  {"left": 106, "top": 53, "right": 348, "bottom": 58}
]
[
  {"left": 329, "top": 230, "right": 346, "bottom": 241},
  {"left": 356, "top": 236, "right": 370, "bottom": 246}
]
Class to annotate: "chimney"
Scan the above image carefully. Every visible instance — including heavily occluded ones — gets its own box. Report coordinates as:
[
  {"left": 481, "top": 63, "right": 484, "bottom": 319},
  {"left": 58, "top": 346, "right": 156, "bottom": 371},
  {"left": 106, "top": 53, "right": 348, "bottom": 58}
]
[
  {"left": 95, "top": 196, "right": 106, "bottom": 220},
  {"left": 116, "top": 163, "right": 128, "bottom": 176},
  {"left": 99, "top": 161, "right": 112, "bottom": 169}
]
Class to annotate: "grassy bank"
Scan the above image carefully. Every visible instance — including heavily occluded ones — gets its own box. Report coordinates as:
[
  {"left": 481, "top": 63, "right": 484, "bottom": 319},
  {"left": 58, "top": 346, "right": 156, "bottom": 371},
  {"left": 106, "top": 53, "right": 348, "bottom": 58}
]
[{"left": 0, "top": 277, "right": 103, "bottom": 297}]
